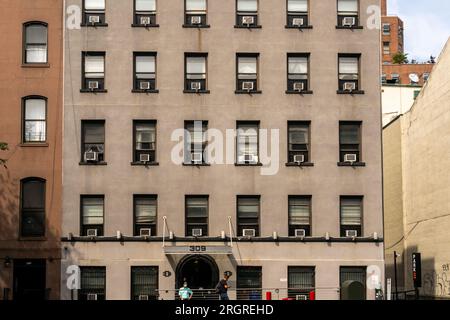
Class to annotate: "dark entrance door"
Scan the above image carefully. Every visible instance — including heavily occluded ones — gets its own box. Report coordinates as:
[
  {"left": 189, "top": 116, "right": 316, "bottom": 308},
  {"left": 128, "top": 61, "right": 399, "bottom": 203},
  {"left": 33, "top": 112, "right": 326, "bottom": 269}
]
[
  {"left": 13, "top": 259, "right": 46, "bottom": 300},
  {"left": 176, "top": 255, "right": 219, "bottom": 290}
]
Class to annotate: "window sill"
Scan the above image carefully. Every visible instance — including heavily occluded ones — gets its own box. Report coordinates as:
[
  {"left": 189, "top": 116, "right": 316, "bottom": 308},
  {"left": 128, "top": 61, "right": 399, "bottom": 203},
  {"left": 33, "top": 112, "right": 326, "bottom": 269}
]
[
  {"left": 80, "top": 23, "right": 109, "bottom": 27},
  {"left": 79, "top": 161, "right": 108, "bottom": 166},
  {"left": 183, "top": 90, "right": 210, "bottom": 94},
  {"left": 19, "top": 237, "right": 47, "bottom": 241},
  {"left": 182, "top": 163, "right": 211, "bottom": 167},
  {"left": 285, "top": 25, "right": 313, "bottom": 29},
  {"left": 20, "top": 143, "right": 49, "bottom": 147},
  {"left": 285, "top": 90, "right": 313, "bottom": 95},
  {"left": 337, "top": 162, "right": 366, "bottom": 167},
  {"left": 22, "top": 63, "right": 50, "bottom": 68},
  {"left": 235, "top": 163, "right": 263, "bottom": 167},
  {"left": 130, "top": 162, "right": 159, "bottom": 166},
  {"left": 132, "top": 89, "right": 159, "bottom": 94},
  {"left": 234, "top": 25, "right": 262, "bottom": 29},
  {"left": 182, "top": 24, "right": 210, "bottom": 28},
  {"left": 286, "top": 162, "right": 314, "bottom": 167},
  {"left": 336, "top": 90, "right": 365, "bottom": 95},
  {"left": 235, "top": 90, "right": 262, "bottom": 95},
  {"left": 336, "top": 25, "right": 363, "bottom": 30},
  {"left": 80, "top": 89, "right": 108, "bottom": 93},
  {"left": 131, "top": 24, "right": 159, "bottom": 28}
]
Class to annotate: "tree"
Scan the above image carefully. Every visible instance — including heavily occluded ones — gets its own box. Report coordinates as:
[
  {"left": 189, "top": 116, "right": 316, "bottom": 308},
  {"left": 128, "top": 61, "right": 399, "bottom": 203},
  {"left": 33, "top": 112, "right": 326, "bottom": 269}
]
[
  {"left": 392, "top": 52, "right": 409, "bottom": 64},
  {"left": 0, "top": 142, "right": 8, "bottom": 168}
]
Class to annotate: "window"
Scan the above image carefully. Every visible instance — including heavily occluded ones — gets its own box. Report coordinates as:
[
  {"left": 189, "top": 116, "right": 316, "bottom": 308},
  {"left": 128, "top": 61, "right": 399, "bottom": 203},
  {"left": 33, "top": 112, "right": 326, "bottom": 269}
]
[
  {"left": 20, "top": 178, "right": 46, "bottom": 237},
  {"left": 184, "top": 121, "right": 208, "bottom": 164},
  {"left": 340, "top": 196, "right": 363, "bottom": 237},
  {"left": 83, "top": 0, "right": 106, "bottom": 25},
  {"left": 131, "top": 267, "right": 159, "bottom": 300},
  {"left": 236, "top": 122, "right": 259, "bottom": 165},
  {"left": 79, "top": 267, "right": 106, "bottom": 301},
  {"left": 382, "top": 23, "right": 391, "bottom": 35},
  {"left": 337, "top": 0, "right": 359, "bottom": 27},
  {"left": 82, "top": 52, "right": 105, "bottom": 91},
  {"left": 288, "top": 267, "right": 315, "bottom": 299},
  {"left": 287, "top": 54, "right": 310, "bottom": 92},
  {"left": 237, "top": 267, "right": 262, "bottom": 300},
  {"left": 133, "top": 53, "right": 156, "bottom": 92},
  {"left": 339, "top": 122, "right": 361, "bottom": 163},
  {"left": 134, "top": 0, "right": 157, "bottom": 26},
  {"left": 23, "top": 23, "right": 48, "bottom": 64},
  {"left": 288, "top": 122, "right": 310, "bottom": 163},
  {"left": 81, "top": 196, "right": 104, "bottom": 237},
  {"left": 423, "top": 73, "right": 430, "bottom": 82},
  {"left": 237, "top": 196, "right": 260, "bottom": 237},
  {"left": 185, "top": 0, "right": 208, "bottom": 27},
  {"left": 236, "top": 54, "right": 259, "bottom": 93},
  {"left": 81, "top": 120, "right": 105, "bottom": 163},
  {"left": 383, "top": 42, "right": 390, "bottom": 55},
  {"left": 236, "top": 0, "right": 259, "bottom": 28},
  {"left": 185, "top": 54, "right": 208, "bottom": 92},
  {"left": 133, "top": 121, "right": 156, "bottom": 163},
  {"left": 286, "top": 0, "right": 309, "bottom": 27},
  {"left": 134, "top": 195, "right": 157, "bottom": 236},
  {"left": 23, "top": 97, "right": 46, "bottom": 143},
  {"left": 338, "top": 54, "right": 360, "bottom": 92},
  {"left": 340, "top": 267, "right": 366, "bottom": 300},
  {"left": 381, "top": 74, "right": 387, "bottom": 84},
  {"left": 288, "top": 196, "right": 311, "bottom": 237},
  {"left": 389, "top": 73, "right": 400, "bottom": 84},
  {"left": 185, "top": 196, "right": 209, "bottom": 237}
]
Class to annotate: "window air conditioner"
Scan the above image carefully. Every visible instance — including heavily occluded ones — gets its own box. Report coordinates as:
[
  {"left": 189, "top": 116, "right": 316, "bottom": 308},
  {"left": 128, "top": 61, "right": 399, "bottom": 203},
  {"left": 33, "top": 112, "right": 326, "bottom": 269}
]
[
  {"left": 191, "top": 16, "right": 202, "bottom": 25},
  {"left": 89, "top": 15, "right": 100, "bottom": 24},
  {"left": 242, "top": 81, "right": 254, "bottom": 91},
  {"left": 292, "top": 18, "right": 304, "bottom": 27},
  {"left": 140, "top": 16, "right": 151, "bottom": 26},
  {"left": 293, "top": 82, "right": 304, "bottom": 92},
  {"left": 84, "top": 151, "right": 98, "bottom": 162},
  {"left": 242, "top": 16, "right": 255, "bottom": 25},
  {"left": 139, "top": 295, "right": 149, "bottom": 301},
  {"left": 191, "top": 81, "right": 202, "bottom": 91},
  {"left": 296, "top": 294, "right": 308, "bottom": 301},
  {"left": 243, "top": 229, "right": 256, "bottom": 237},
  {"left": 88, "top": 81, "right": 99, "bottom": 90},
  {"left": 140, "top": 228, "right": 152, "bottom": 237},
  {"left": 343, "top": 82, "right": 356, "bottom": 92},
  {"left": 140, "top": 154, "right": 151, "bottom": 163},
  {"left": 293, "top": 154, "right": 305, "bottom": 164},
  {"left": 192, "top": 228, "right": 203, "bottom": 237},
  {"left": 346, "top": 230, "right": 358, "bottom": 238},
  {"left": 295, "top": 229, "right": 306, "bottom": 238},
  {"left": 86, "top": 229, "right": 98, "bottom": 237},
  {"left": 191, "top": 152, "right": 203, "bottom": 163},
  {"left": 140, "top": 81, "right": 151, "bottom": 90},
  {"left": 342, "top": 17, "right": 356, "bottom": 27},
  {"left": 87, "top": 293, "right": 98, "bottom": 301},
  {"left": 344, "top": 154, "right": 357, "bottom": 163}
]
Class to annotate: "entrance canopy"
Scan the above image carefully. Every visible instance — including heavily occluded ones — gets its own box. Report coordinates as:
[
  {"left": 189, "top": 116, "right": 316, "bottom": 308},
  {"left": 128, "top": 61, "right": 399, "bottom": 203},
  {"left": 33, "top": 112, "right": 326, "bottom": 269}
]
[{"left": 164, "top": 245, "right": 232, "bottom": 255}]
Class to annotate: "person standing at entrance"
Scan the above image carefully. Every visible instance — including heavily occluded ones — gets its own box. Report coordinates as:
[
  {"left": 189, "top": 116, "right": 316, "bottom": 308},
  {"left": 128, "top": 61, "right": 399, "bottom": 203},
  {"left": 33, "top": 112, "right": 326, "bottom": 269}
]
[
  {"left": 216, "top": 273, "right": 231, "bottom": 300},
  {"left": 179, "top": 282, "right": 193, "bottom": 300}
]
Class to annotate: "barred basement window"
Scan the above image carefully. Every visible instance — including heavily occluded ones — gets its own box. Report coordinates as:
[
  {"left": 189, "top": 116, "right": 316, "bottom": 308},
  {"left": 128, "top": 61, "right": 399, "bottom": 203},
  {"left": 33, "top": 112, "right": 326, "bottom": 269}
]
[
  {"left": 23, "top": 22, "right": 48, "bottom": 64},
  {"left": 20, "top": 178, "right": 46, "bottom": 237},
  {"left": 131, "top": 267, "right": 159, "bottom": 300},
  {"left": 81, "top": 195, "right": 104, "bottom": 236},
  {"left": 185, "top": 196, "right": 209, "bottom": 237},
  {"left": 288, "top": 196, "right": 311, "bottom": 237},
  {"left": 79, "top": 267, "right": 106, "bottom": 301},
  {"left": 134, "top": 195, "right": 157, "bottom": 236},
  {"left": 288, "top": 267, "right": 315, "bottom": 299},
  {"left": 237, "top": 196, "right": 260, "bottom": 237},
  {"left": 237, "top": 266, "right": 262, "bottom": 300},
  {"left": 23, "top": 97, "right": 47, "bottom": 143},
  {"left": 340, "top": 196, "right": 363, "bottom": 237},
  {"left": 340, "top": 267, "right": 366, "bottom": 300}
]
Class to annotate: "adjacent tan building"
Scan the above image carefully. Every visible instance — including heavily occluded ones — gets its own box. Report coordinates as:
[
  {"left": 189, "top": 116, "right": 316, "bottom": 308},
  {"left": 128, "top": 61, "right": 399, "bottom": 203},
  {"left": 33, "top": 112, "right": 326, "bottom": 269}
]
[
  {"left": 61, "top": 0, "right": 384, "bottom": 300},
  {"left": 0, "top": 0, "right": 63, "bottom": 300},
  {"left": 383, "top": 38, "right": 450, "bottom": 299}
]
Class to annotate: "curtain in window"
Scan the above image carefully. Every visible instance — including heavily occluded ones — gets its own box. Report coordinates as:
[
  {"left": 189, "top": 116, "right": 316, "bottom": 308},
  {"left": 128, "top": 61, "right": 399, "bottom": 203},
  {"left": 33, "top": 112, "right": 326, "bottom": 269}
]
[
  {"left": 237, "top": 125, "right": 258, "bottom": 157},
  {"left": 289, "top": 197, "right": 310, "bottom": 225},
  {"left": 237, "top": 0, "right": 257, "bottom": 12},
  {"left": 85, "top": 55, "right": 104, "bottom": 77},
  {"left": 238, "top": 198, "right": 259, "bottom": 218},
  {"left": 186, "top": 57, "right": 206, "bottom": 79},
  {"left": 288, "top": 0, "right": 308, "bottom": 12},
  {"left": 288, "top": 57, "right": 308, "bottom": 74},
  {"left": 25, "top": 24, "right": 47, "bottom": 63},
  {"left": 136, "top": 56, "right": 155, "bottom": 78},
  {"left": 85, "top": 0, "right": 105, "bottom": 10},
  {"left": 186, "top": 0, "right": 206, "bottom": 11},
  {"left": 24, "top": 99, "right": 46, "bottom": 142},
  {"left": 136, "top": 123, "right": 156, "bottom": 150},
  {"left": 238, "top": 57, "right": 257, "bottom": 74},
  {"left": 289, "top": 267, "right": 315, "bottom": 289},
  {"left": 132, "top": 267, "right": 158, "bottom": 297},
  {"left": 338, "top": 0, "right": 358, "bottom": 13},
  {"left": 135, "top": 197, "right": 157, "bottom": 224},
  {"left": 84, "top": 123, "right": 105, "bottom": 144},
  {"left": 339, "top": 57, "right": 358, "bottom": 74},
  {"left": 82, "top": 197, "right": 104, "bottom": 225},
  {"left": 186, "top": 198, "right": 208, "bottom": 218},
  {"left": 341, "top": 198, "right": 362, "bottom": 226},
  {"left": 340, "top": 125, "right": 359, "bottom": 144},
  {"left": 136, "top": 0, "right": 156, "bottom": 11}
]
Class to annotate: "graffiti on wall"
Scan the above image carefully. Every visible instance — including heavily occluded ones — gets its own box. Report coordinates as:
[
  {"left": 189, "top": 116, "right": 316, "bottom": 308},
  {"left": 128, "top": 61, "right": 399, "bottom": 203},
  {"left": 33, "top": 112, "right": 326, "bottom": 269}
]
[{"left": 423, "top": 264, "right": 450, "bottom": 297}]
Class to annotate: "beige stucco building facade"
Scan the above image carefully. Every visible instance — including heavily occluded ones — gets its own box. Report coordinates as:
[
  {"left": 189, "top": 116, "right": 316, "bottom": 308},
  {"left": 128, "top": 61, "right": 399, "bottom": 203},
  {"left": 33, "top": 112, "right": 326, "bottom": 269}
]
[
  {"left": 61, "top": 0, "right": 384, "bottom": 300},
  {"left": 383, "top": 38, "right": 450, "bottom": 299}
]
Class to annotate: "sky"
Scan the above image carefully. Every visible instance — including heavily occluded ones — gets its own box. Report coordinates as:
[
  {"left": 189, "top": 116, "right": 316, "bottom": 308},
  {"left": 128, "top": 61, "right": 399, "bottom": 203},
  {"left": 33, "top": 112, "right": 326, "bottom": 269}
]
[{"left": 388, "top": 0, "right": 450, "bottom": 61}]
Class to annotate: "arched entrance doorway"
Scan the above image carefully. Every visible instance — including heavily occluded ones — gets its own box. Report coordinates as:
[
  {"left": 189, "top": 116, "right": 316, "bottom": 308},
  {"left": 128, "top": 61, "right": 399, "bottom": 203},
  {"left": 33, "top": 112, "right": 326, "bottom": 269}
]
[{"left": 176, "top": 255, "right": 219, "bottom": 290}]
